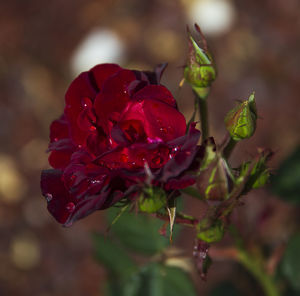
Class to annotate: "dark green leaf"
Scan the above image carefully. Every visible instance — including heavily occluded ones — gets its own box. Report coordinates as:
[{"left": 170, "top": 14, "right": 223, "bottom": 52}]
[
  {"left": 92, "top": 233, "right": 136, "bottom": 275},
  {"left": 105, "top": 262, "right": 196, "bottom": 296},
  {"left": 106, "top": 207, "right": 169, "bottom": 255},
  {"left": 271, "top": 147, "right": 300, "bottom": 204},
  {"left": 126, "top": 263, "right": 197, "bottom": 296},
  {"left": 281, "top": 233, "right": 300, "bottom": 291},
  {"left": 209, "top": 282, "right": 242, "bottom": 296}
]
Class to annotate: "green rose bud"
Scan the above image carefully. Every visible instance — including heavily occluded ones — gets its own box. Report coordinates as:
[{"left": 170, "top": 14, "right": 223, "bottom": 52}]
[
  {"left": 139, "top": 186, "right": 167, "bottom": 213},
  {"left": 197, "top": 138, "right": 233, "bottom": 201},
  {"left": 224, "top": 92, "right": 257, "bottom": 141},
  {"left": 197, "top": 218, "right": 224, "bottom": 243},
  {"left": 184, "top": 25, "right": 216, "bottom": 90}
]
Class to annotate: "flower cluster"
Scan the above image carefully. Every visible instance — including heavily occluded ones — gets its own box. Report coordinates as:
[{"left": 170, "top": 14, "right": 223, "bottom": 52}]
[{"left": 41, "top": 63, "right": 201, "bottom": 226}]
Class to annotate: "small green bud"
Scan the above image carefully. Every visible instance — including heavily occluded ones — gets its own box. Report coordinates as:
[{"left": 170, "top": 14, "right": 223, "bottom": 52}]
[
  {"left": 225, "top": 92, "right": 257, "bottom": 141},
  {"left": 139, "top": 186, "right": 166, "bottom": 213},
  {"left": 197, "top": 218, "right": 224, "bottom": 243},
  {"left": 184, "top": 25, "right": 216, "bottom": 90},
  {"left": 197, "top": 138, "right": 233, "bottom": 201}
]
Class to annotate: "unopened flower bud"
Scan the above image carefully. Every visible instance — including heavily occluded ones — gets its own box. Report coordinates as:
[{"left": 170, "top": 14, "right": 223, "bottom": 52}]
[
  {"left": 139, "top": 186, "right": 166, "bottom": 213},
  {"left": 184, "top": 25, "right": 216, "bottom": 90},
  {"left": 225, "top": 92, "right": 257, "bottom": 141},
  {"left": 197, "top": 218, "right": 224, "bottom": 243},
  {"left": 197, "top": 138, "right": 233, "bottom": 201}
]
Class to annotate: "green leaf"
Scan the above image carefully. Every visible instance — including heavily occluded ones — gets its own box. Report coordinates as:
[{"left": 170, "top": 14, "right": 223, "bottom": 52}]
[
  {"left": 271, "top": 147, "right": 300, "bottom": 204},
  {"left": 181, "top": 186, "right": 204, "bottom": 200},
  {"left": 281, "top": 233, "right": 300, "bottom": 291},
  {"left": 92, "top": 233, "right": 136, "bottom": 275},
  {"left": 236, "top": 148, "right": 272, "bottom": 194},
  {"left": 126, "top": 263, "right": 197, "bottom": 296},
  {"left": 106, "top": 207, "right": 169, "bottom": 255},
  {"left": 209, "top": 282, "right": 242, "bottom": 296}
]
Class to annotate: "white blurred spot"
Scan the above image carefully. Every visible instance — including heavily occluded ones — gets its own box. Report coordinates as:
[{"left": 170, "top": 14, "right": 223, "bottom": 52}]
[
  {"left": 188, "top": 0, "right": 236, "bottom": 35},
  {"left": 71, "top": 28, "right": 126, "bottom": 75}
]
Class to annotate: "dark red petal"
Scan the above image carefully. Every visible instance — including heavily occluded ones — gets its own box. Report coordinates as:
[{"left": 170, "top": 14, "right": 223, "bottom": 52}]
[
  {"left": 142, "top": 99, "right": 186, "bottom": 142},
  {"left": 48, "top": 150, "right": 73, "bottom": 169},
  {"left": 41, "top": 169, "right": 75, "bottom": 225},
  {"left": 50, "top": 115, "right": 69, "bottom": 143},
  {"left": 90, "top": 63, "right": 122, "bottom": 90},
  {"left": 165, "top": 176, "right": 196, "bottom": 190},
  {"left": 160, "top": 124, "right": 201, "bottom": 182},
  {"left": 64, "top": 72, "right": 98, "bottom": 144},
  {"left": 134, "top": 63, "right": 168, "bottom": 85},
  {"left": 86, "top": 130, "right": 110, "bottom": 156},
  {"left": 133, "top": 85, "right": 177, "bottom": 107},
  {"left": 94, "top": 69, "right": 136, "bottom": 126}
]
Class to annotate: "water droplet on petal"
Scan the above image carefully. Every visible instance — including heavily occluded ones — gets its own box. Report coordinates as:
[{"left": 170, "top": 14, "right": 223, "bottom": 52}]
[
  {"left": 90, "top": 179, "right": 100, "bottom": 184},
  {"left": 129, "top": 161, "right": 136, "bottom": 168},
  {"left": 81, "top": 97, "right": 92, "bottom": 109},
  {"left": 89, "top": 125, "right": 96, "bottom": 131},
  {"left": 53, "top": 137, "right": 58, "bottom": 142},
  {"left": 45, "top": 193, "right": 53, "bottom": 202},
  {"left": 65, "top": 202, "right": 75, "bottom": 213},
  {"left": 78, "top": 144, "right": 82, "bottom": 148}
]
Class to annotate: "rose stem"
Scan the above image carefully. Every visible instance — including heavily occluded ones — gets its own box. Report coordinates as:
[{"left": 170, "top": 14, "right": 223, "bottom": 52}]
[
  {"left": 228, "top": 226, "right": 280, "bottom": 296},
  {"left": 193, "top": 88, "right": 209, "bottom": 143},
  {"left": 223, "top": 137, "right": 237, "bottom": 160}
]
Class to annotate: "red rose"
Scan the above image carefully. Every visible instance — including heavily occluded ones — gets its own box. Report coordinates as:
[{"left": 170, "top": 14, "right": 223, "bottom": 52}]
[{"left": 41, "top": 63, "right": 201, "bottom": 226}]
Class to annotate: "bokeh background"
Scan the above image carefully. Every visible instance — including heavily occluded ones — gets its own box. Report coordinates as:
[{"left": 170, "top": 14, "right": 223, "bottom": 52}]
[{"left": 0, "top": 0, "right": 300, "bottom": 295}]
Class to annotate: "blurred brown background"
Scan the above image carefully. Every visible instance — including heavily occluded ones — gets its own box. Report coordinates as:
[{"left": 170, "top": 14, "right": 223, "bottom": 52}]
[{"left": 0, "top": 0, "right": 299, "bottom": 295}]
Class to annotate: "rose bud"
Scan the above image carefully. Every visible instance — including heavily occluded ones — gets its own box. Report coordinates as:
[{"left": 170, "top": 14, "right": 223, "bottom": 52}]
[
  {"left": 197, "top": 138, "right": 233, "bottom": 201},
  {"left": 196, "top": 218, "right": 224, "bottom": 243},
  {"left": 224, "top": 92, "right": 257, "bottom": 141},
  {"left": 41, "top": 63, "right": 201, "bottom": 226},
  {"left": 184, "top": 24, "right": 216, "bottom": 92}
]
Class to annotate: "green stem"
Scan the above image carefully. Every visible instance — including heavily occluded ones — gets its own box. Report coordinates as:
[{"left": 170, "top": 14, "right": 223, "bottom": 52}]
[
  {"left": 237, "top": 250, "right": 280, "bottom": 296},
  {"left": 229, "top": 226, "right": 280, "bottom": 296},
  {"left": 223, "top": 137, "right": 237, "bottom": 159},
  {"left": 193, "top": 87, "right": 210, "bottom": 142}
]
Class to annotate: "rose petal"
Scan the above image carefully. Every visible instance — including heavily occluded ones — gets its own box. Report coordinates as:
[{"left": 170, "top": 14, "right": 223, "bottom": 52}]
[
  {"left": 48, "top": 150, "right": 74, "bottom": 169},
  {"left": 94, "top": 69, "right": 137, "bottom": 127},
  {"left": 65, "top": 72, "right": 98, "bottom": 144},
  {"left": 160, "top": 124, "right": 201, "bottom": 182},
  {"left": 41, "top": 169, "right": 76, "bottom": 225},
  {"left": 143, "top": 99, "right": 186, "bottom": 142},
  {"left": 90, "top": 63, "right": 122, "bottom": 90},
  {"left": 50, "top": 115, "right": 69, "bottom": 143},
  {"left": 133, "top": 85, "right": 177, "bottom": 107}
]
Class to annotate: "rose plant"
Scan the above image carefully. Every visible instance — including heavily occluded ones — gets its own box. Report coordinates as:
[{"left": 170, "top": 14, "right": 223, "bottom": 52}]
[{"left": 40, "top": 25, "right": 291, "bottom": 296}]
